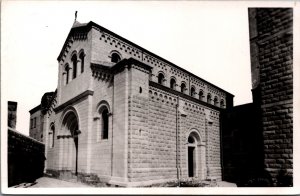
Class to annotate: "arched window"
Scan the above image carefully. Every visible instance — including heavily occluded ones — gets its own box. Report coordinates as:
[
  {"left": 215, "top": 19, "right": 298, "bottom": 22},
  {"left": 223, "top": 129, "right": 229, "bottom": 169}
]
[
  {"left": 49, "top": 124, "right": 55, "bottom": 148},
  {"left": 220, "top": 99, "right": 225, "bottom": 108},
  {"left": 111, "top": 53, "right": 121, "bottom": 63},
  {"left": 199, "top": 90, "right": 204, "bottom": 101},
  {"left": 101, "top": 109, "right": 109, "bottom": 139},
  {"left": 71, "top": 54, "right": 77, "bottom": 79},
  {"left": 158, "top": 73, "right": 165, "bottom": 85},
  {"left": 181, "top": 83, "right": 186, "bottom": 94},
  {"left": 207, "top": 94, "right": 211, "bottom": 104},
  {"left": 79, "top": 51, "right": 85, "bottom": 73},
  {"left": 214, "top": 96, "right": 218, "bottom": 106},
  {"left": 190, "top": 86, "right": 195, "bottom": 97},
  {"left": 170, "top": 78, "right": 176, "bottom": 90},
  {"left": 64, "top": 64, "right": 70, "bottom": 85}
]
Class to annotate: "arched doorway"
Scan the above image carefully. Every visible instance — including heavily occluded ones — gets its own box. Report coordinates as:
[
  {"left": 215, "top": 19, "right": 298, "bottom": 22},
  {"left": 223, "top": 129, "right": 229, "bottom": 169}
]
[
  {"left": 61, "top": 110, "right": 80, "bottom": 175},
  {"left": 186, "top": 130, "right": 205, "bottom": 179}
]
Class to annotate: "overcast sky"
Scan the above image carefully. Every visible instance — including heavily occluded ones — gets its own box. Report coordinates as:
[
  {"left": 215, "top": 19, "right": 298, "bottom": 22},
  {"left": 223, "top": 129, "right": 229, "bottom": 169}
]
[{"left": 1, "top": 1, "right": 296, "bottom": 136}]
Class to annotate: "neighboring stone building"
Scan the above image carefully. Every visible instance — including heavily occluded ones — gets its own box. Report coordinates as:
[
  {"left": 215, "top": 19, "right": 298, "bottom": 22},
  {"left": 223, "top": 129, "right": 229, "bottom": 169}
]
[
  {"left": 8, "top": 101, "right": 17, "bottom": 129},
  {"left": 248, "top": 8, "right": 293, "bottom": 185},
  {"left": 32, "top": 20, "right": 233, "bottom": 187},
  {"left": 29, "top": 92, "right": 56, "bottom": 142},
  {"left": 29, "top": 105, "right": 43, "bottom": 142}
]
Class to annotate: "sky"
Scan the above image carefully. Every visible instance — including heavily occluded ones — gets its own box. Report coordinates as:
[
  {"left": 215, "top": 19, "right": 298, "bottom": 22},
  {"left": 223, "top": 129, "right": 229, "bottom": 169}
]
[{"left": 1, "top": 1, "right": 296, "bottom": 136}]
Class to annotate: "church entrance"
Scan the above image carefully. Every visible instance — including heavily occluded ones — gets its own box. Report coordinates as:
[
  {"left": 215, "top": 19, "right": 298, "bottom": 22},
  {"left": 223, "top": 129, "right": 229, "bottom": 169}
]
[
  {"left": 187, "top": 131, "right": 202, "bottom": 178},
  {"left": 188, "top": 146, "right": 195, "bottom": 177},
  {"left": 61, "top": 111, "right": 80, "bottom": 176}
]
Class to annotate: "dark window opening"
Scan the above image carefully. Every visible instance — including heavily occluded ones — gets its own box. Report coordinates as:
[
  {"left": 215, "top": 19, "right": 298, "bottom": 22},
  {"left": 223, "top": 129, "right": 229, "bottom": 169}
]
[
  {"left": 220, "top": 99, "right": 225, "bottom": 108},
  {"left": 79, "top": 52, "right": 85, "bottom": 73},
  {"left": 199, "top": 90, "right": 203, "bottom": 101},
  {"left": 170, "top": 78, "right": 176, "bottom": 90},
  {"left": 214, "top": 97, "right": 218, "bottom": 106},
  {"left": 71, "top": 54, "right": 77, "bottom": 79},
  {"left": 191, "top": 87, "right": 195, "bottom": 97},
  {"left": 181, "top": 83, "right": 186, "bottom": 94},
  {"left": 207, "top": 94, "right": 211, "bottom": 104},
  {"left": 102, "top": 109, "right": 109, "bottom": 139},
  {"left": 158, "top": 73, "right": 165, "bottom": 85},
  {"left": 111, "top": 53, "right": 121, "bottom": 63},
  {"left": 65, "top": 64, "right": 70, "bottom": 85}
]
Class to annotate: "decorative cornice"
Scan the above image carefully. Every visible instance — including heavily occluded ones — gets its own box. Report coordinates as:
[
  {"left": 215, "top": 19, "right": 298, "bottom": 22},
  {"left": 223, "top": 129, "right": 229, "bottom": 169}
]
[
  {"left": 149, "top": 81, "right": 224, "bottom": 111},
  {"left": 54, "top": 90, "right": 94, "bottom": 113}
]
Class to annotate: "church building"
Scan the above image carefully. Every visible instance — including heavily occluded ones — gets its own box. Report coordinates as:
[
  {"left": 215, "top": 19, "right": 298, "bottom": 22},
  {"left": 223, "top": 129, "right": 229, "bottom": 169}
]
[{"left": 34, "top": 20, "right": 234, "bottom": 187}]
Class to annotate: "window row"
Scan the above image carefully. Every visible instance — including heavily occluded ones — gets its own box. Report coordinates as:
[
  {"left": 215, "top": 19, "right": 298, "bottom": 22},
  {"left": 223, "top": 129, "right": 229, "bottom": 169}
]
[
  {"left": 157, "top": 73, "right": 225, "bottom": 108},
  {"left": 64, "top": 50, "right": 85, "bottom": 85}
]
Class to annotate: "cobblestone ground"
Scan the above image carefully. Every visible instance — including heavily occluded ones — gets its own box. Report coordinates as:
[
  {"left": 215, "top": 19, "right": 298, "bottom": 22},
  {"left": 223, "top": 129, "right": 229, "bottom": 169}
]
[{"left": 12, "top": 177, "right": 91, "bottom": 188}]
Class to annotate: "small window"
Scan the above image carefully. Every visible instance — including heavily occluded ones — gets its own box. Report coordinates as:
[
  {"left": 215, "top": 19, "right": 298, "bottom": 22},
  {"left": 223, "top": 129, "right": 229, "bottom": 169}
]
[
  {"left": 220, "top": 99, "right": 225, "bottom": 108},
  {"left": 207, "top": 94, "right": 211, "bottom": 104},
  {"left": 111, "top": 53, "right": 121, "bottom": 63},
  {"left": 30, "top": 119, "right": 33, "bottom": 129},
  {"left": 214, "top": 96, "right": 218, "bottom": 106},
  {"left": 181, "top": 83, "right": 186, "bottom": 94},
  {"left": 49, "top": 125, "right": 55, "bottom": 148},
  {"left": 65, "top": 64, "right": 70, "bottom": 85},
  {"left": 190, "top": 87, "right": 195, "bottom": 97},
  {"left": 71, "top": 54, "right": 77, "bottom": 79},
  {"left": 199, "top": 90, "right": 204, "bottom": 101},
  {"left": 158, "top": 73, "right": 165, "bottom": 85},
  {"left": 33, "top": 117, "right": 36, "bottom": 128},
  {"left": 101, "top": 109, "right": 109, "bottom": 139},
  {"left": 79, "top": 51, "right": 85, "bottom": 73},
  {"left": 170, "top": 78, "right": 176, "bottom": 90}
]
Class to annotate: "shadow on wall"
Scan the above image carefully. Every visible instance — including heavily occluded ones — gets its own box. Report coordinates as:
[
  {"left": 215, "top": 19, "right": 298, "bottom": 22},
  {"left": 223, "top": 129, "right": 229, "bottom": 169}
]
[{"left": 8, "top": 128, "right": 46, "bottom": 187}]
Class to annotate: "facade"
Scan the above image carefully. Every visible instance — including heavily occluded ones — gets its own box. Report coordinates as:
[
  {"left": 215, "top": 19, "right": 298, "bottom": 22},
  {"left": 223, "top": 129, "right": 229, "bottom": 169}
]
[
  {"left": 29, "top": 105, "right": 44, "bottom": 142},
  {"left": 36, "top": 20, "right": 233, "bottom": 187},
  {"left": 248, "top": 8, "right": 293, "bottom": 185}
]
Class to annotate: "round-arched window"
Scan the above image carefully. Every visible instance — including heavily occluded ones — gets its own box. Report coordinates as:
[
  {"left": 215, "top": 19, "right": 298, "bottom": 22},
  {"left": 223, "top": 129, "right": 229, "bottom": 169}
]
[
  {"left": 158, "top": 73, "right": 165, "bottom": 85},
  {"left": 111, "top": 53, "right": 121, "bottom": 63},
  {"left": 170, "top": 78, "right": 176, "bottom": 90}
]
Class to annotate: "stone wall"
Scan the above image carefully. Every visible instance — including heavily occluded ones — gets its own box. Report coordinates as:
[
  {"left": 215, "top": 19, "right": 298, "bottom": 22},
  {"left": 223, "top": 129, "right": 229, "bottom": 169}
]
[
  {"left": 8, "top": 128, "right": 45, "bottom": 187},
  {"left": 248, "top": 8, "right": 293, "bottom": 185}
]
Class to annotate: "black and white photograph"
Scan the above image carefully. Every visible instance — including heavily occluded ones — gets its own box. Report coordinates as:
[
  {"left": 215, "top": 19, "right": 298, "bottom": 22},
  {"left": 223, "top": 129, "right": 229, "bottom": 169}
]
[{"left": 1, "top": 1, "right": 299, "bottom": 195}]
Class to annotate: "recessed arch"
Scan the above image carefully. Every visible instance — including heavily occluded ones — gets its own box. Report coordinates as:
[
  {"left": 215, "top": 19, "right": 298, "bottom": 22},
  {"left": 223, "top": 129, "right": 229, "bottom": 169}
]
[
  {"left": 214, "top": 96, "right": 219, "bottom": 106},
  {"left": 170, "top": 77, "right": 176, "bottom": 90},
  {"left": 158, "top": 72, "right": 166, "bottom": 85},
  {"left": 71, "top": 53, "right": 78, "bottom": 79},
  {"left": 199, "top": 90, "right": 204, "bottom": 101},
  {"left": 59, "top": 106, "right": 80, "bottom": 175},
  {"left": 186, "top": 128, "right": 205, "bottom": 179},
  {"left": 207, "top": 93, "right": 212, "bottom": 104},
  {"left": 190, "top": 86, "right": 196, "bottom": 97},
  {"left": 181, "top": 82, "right": 187, "bottom": 94},
  {"left": 110, "top": 50, "right": 122, "bottom": 63},
  {"left": 95, "top": 100, "right": 111, "bottom": 140},
  {"left": 79, "top": 49, "right": 85, "bottom": 73}
]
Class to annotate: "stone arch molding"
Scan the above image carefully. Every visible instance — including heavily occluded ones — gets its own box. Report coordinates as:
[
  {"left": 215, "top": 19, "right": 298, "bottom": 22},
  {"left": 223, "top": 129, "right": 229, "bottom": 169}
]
[
  {"left": 94, "top": 100, "right": 112, "bottom": 119},
  {"left": 59, "top": 106, "right": 80, "bottom": 136},
  {"left": 186, "top": 128, "right": 206, "bottom": 146}
]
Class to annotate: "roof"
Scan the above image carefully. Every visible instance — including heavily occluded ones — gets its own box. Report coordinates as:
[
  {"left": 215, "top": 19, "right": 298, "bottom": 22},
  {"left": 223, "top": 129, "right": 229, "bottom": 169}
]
[
  {"left": 29, "top": 105, "right": 41, "bottom": 114},
  {"left": 58, "top": 21, "right": 234, "bottom": 97}
]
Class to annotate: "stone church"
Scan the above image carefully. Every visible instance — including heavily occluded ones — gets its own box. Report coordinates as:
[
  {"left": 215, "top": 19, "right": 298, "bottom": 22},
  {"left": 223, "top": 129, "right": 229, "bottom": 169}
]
[{"left": 32, "top": 20, "right": 234, "bottom": 187}]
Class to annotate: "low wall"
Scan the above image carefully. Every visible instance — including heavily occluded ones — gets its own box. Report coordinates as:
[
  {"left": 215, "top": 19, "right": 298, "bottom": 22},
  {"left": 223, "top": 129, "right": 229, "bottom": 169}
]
[{"left": 8, "top": 128, "right": 45, "bottom": 187}]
